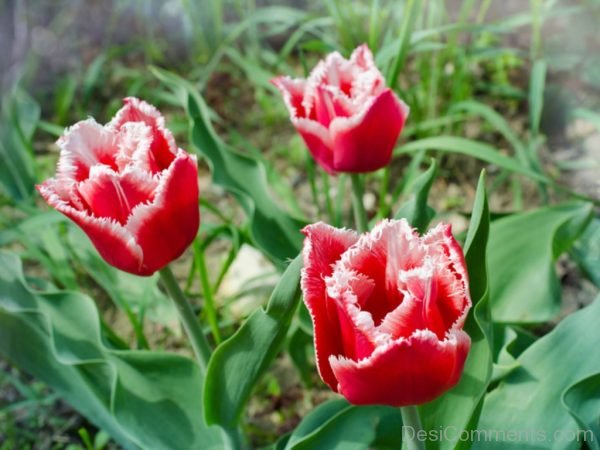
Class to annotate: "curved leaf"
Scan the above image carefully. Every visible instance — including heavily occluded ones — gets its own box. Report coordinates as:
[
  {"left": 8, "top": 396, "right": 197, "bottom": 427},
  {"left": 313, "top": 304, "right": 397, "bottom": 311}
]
[
  {"left": 284, "top": 399, "right": 403, "bottom": 450},
  {"left": 563, "top": 373, "right": 600, "bottom": 450},
  {"left": 475, "top": 295, "right": 600, "bottom": 450},
  {"left": 0, "top": 251, "right": 223, "bottom": 450},
  {"left": 395, "top": 136, "right": 549, "bottom": 184},
  {"left": 394, "top": 158, "right": 437, "bottom": 233},
  {"left": 419, "top": 171, "right": 493, "bottom": 450},
  {"left": 152, "top": 67, "right": 305, "bottom": 269},
  {"left": 204, "top": 254, "right": 303, "bottom": 428},
  {"left": 489, "top": 202, "right": 593, "bottom": 323}
]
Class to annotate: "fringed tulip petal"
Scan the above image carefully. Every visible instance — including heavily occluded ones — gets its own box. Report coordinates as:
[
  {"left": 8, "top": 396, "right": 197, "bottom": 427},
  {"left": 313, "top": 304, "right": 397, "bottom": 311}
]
[
  {"left": 38, "top": 98, "right": 199, "bottom": 276},
  {"left": 273, "top": 44, "right": 409, "bottom": 174},
  {"left": 300, "top": 219, "right": 472, "bottom": 406}
]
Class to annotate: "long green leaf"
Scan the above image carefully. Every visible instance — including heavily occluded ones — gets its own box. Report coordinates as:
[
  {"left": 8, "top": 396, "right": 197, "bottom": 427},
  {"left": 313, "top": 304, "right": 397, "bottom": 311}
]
[
  {"left": 0, "top": 251, "right": 223, "bottom": 450},
  {"left": 489, "top": 202, "right": 593, "bottom": 323},
  {"left": 475, "top": 294, "right": 600, "bottom": 450},
  {"left": 395, "top": 136, "right": 549, "bottom": 183},
  {"left": 204, "top": 255, "right": 303, "bottom": 428},
  {"left": 394, "top": 158, "right": 437, "bottom": 233},
  {"left": 419, "top": 171, "right": 493, "bottom": 450},
  {"left": 284, "top": 398, "right": 403, "bottom": 450},
  {"left": 152, "top": 67, "right": 305, "bottom": 269}
]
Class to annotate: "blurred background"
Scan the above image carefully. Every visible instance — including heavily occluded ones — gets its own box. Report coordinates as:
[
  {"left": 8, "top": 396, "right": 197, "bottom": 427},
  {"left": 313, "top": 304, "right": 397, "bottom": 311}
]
[{"left": 1, "top": 0, "right": 599, "bottom": 448}]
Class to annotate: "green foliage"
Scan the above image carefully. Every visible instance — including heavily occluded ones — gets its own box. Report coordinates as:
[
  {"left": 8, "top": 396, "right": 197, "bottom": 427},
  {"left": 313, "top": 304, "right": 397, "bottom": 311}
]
[
  {"left": 152, "top": 67, "right": 305, "bottom": 269},
  {"left": 0, "top": 251, "right": 223, "bottom": 450},
  {"left": 0, "top": 87, "right": 40, "bottom": 204},
  {"left": 476, "top": 295, "right": 600, "bottom": 450},
  {"left": 488, "top": 202, "right": 593, "bottom": 323},
  {"left": 204, "top": 255, "right": 302, "bottom": 428},
  {"left": 282, "top": 398, "right": 403, "bottom": 450},
  {"left": 419, "top": 171, "right": 493, "bottom": 450},
  {"left": 394, "top": 158, "right": 437, "bottom": 233}
]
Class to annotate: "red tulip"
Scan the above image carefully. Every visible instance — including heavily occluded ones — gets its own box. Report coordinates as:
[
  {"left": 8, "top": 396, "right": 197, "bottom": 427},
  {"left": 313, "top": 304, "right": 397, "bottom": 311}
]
[
  {"left": 272, "top": 44, "right": 409, "bottom": 174},
  {"left": 38, "top": 97, "right": 199, "bottom": 276},
  {"left": 301, "top": 219, "right": 472, "bottom": 406}
]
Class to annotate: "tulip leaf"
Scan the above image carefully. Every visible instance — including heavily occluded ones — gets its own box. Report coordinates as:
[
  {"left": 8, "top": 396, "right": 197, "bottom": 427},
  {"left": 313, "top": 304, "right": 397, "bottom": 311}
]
[
  {"left": 0, "top": 250, "right": 223, "bottom": 450},
  {"left": 0, "top": 87, "right": 39, "bottom": 204},
  {"left": 152, "top": 67, "right": 305, "bottom": 269},
  {"left": 66, "top": 225, "right": 177, "bottom": 326},
  {"left": 395, "top": 136, "right": 549, "bottom": 184},
  {"left": 489, "top": 202, "right": 593, "bottom": 323},
  {"left": 284, "top": 398, "right": 403, "bottom": 450},
  {"left": 419, "top": 171, "right": 493, "bottom": 450},
  {"left": 394, "top": 158, "right": 437, "bottom": 233},
  {"left": 571, "top": 217, "right": 600, "bottom": 288},
  {"left": 475, "top": 294, "right": 600, "bottom": 450},
  {"left": 562, "top": 373, "right": 600, "bottom": 450},
  {"left": 204, "top": 254, "right": 303, "bottom": 428}
]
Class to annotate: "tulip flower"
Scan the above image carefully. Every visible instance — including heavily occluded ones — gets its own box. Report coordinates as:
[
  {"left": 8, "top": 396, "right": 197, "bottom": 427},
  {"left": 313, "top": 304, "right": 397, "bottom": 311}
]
[
  {"left": 272, "top": 44, "right": 409, "bottom": 174},
  {"left": 301, "top": 219, "right": 472, "bottom": 407},
  {"left": 38, "top": 97, "right": 200, "bottom": 276}
]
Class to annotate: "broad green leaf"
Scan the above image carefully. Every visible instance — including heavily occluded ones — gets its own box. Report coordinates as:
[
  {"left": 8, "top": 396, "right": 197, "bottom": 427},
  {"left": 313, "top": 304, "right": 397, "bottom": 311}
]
[
  {"left": 571, "top": 217, "right": 600, "bottom": 288},
  {"left": 204, "top": 255, "right": 303, "bottom": 428},
  {"left": 67, "top": 226, "right": 177, "bottom": 326},
  {"left": 0, "top": 250, "right": 223, "bottom": 450},
  {"left": 489, "top": 202, "right": 593, "bottom": 323},
  {"left": 285, "top": 398, "right": 403, "bottom": 450},
  {"left": 562, "top": 373, "right": 600, "bottom": 450},
  {"left": 395, "top": 136, "right": 549, "bottom": 184},
  {"left": 394, "top": 158, "right": 437, "bottom": 233},
  {"left": 152, "top": 67, "right": 304, "bottom": 268},
  {"left": 419, "top": 171, "right": 493, "bottom": 450},
  {"left": 475, "top": 295, "right": 600, "bottom": 450}
]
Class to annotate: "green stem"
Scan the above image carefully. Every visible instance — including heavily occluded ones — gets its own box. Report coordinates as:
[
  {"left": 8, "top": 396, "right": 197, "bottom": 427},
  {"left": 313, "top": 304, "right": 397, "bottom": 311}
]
[
  {"left": 376, "top": 166, "right": 391, "bottom": 219},
  {"left": 159, "top": 265, "right": 212, "bottom": 372},
  {"left": 350, "top": 174, "right": 368, "bottom": 233},
  {"left": 401, "top": 405, "right": 425, "bottom": 450},
  {"left": 322, "top": 171, "right": 335, "bottom": 224},
  {"left": 194, "top": 242, "right": 222, "bottom": 344}
]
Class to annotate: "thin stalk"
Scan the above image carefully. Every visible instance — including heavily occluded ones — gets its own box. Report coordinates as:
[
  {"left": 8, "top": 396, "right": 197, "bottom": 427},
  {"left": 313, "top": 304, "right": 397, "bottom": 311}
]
[
  {"left": 334, "top": 174, "right": 348, "bottom": 227},
  {"left": 401, "top": 405, "right": 425, "bottom": 450},
  {"left": 322, "top": 171, "right": 335, "bottom": 224},
  {"left": 306, "top": 156, "right": 321, "bottom": 216},
  {"left": 350, "top": 174, "right": 368, "bottom": 233},
  {"left": 159, "top": 265, "right": 212, "bottom": 372},
  {"left": 194, "top": 242, "right": 222, "bottom": 344},
  {"left": 376, "top": 167, "right": 391, "bottom": 219}
]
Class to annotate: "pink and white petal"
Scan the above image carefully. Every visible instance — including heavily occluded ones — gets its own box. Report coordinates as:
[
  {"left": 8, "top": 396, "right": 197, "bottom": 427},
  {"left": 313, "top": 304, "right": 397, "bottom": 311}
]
[
  {"left": 313, "top": 86, "right": 354, "bottom": 127},
  {"left": 37, "top": 183, "right": 143, "bottom": 274},
  {"left": 108, "top": 97, "right": 176, "bottom": 172},
  {"left": 339, "top": 219, "right": 424, "bottom": 324},
  {"left": 305, "top": 52, "right": 355, "bottom": 106},
  {"left": 325, "top": 269, "right": 378, "bottom": 360},
  {"left": 423, "top": 223, "right": 471, "bottom": 328},
  {"left": 77, "top": 165, "right": 157, "bottom": 225},
  {"left": 56, "top": 119, "right": 118, "bottom": 182},
  {"left": 114, "top": 121, "right": 154, "bottom": 171},
  {"left": 125, "top": 150, "right": 199, "bottom": 275},
  {"left": 301, "top": 222, "right": 359, "bottom": 390},
  {"left": 271, "top": 76, "right": 312, "bottom": 120},
  {"left": 294, "top": 118, "right": 336, "bottom": 174},
  {"left": 330, "top": 329, "right": 471, "bottom": 406},
  {"left": 330, "top": 89, "right": 409, "bottom": 173},
  {"left": 348, "top": 44, "right": 385, "bottom": 99}
]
